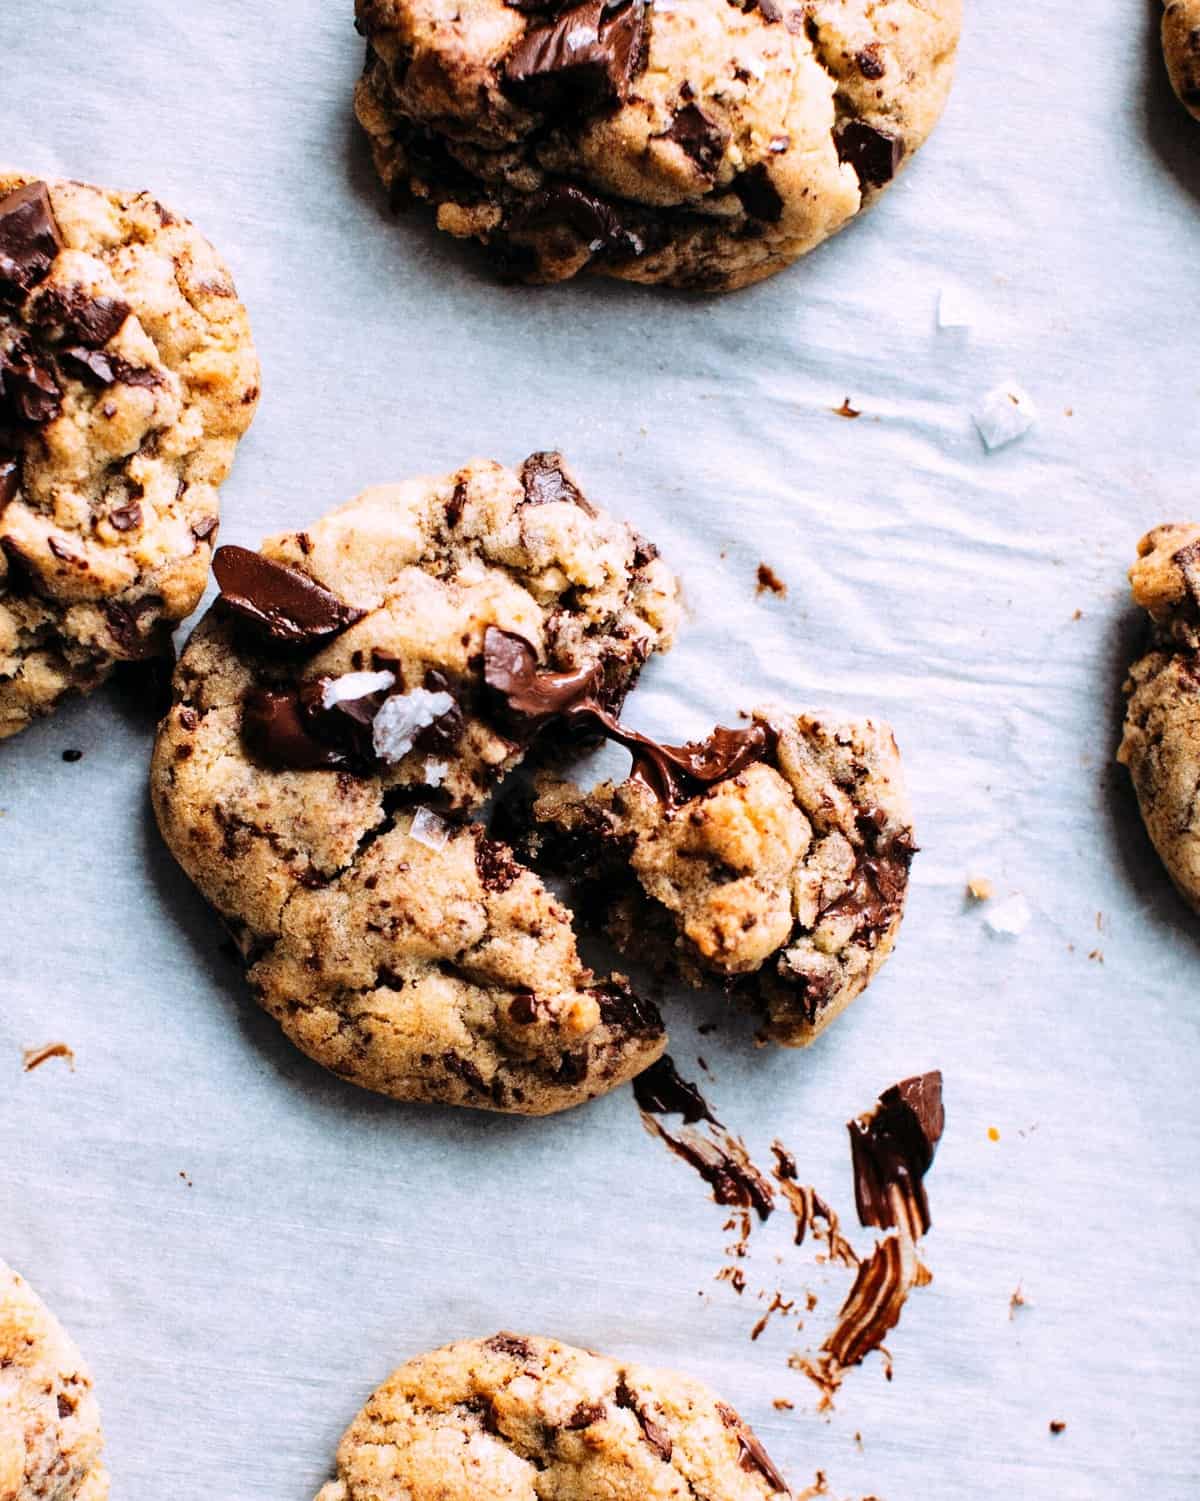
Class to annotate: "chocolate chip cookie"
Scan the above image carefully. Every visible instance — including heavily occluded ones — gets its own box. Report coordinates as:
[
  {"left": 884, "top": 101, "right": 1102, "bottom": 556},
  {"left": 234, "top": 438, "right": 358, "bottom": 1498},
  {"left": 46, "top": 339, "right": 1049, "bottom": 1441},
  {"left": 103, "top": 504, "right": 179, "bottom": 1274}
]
[
  {"left": 1164, "top": 1, "right": 1200, "bottom": 119},
  {"left": 0, "top": 172, "right": 259, "bottom": 739},
  {"left": 521, "top": 706, "right": 915, "bottom": 1044},
  {"left": 315, "top": 1333, "right": 790, "bottom": 1501},
  {"left": 0, "top": 1259, "right": 108, "bottom": 1501},
  {"left": 353, "top": 0, "right": 962, "bottom": 291},
  {"left": 150, "top": 453, "right": 680, "bottom": 1114},
  {"left": 1119, "top": 524, "right": 1200, "bottom": 911}
]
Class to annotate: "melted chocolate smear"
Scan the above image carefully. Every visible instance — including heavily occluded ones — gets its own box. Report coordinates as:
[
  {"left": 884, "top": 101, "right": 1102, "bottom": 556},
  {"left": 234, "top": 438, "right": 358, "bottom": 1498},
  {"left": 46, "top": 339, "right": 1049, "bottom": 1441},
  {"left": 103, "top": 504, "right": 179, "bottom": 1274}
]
[
  {"left": 502, "top": 0, "right": 646, "bottom": 117},
  {"left": 632, "top": 1055, "right": 718, "bottom": 1125},
  {"left": 822, "top": 1235, "right": 930, "bottom": 1370},
  {"left": 641, "top": 1112, "right": 775, "bottom": 1220},
  {"left": 0, "top": 338, "right": 62, "bottom": 426},
  {"left": 665, "top": 103, "right": 728, "bottom": 175},
  {"left": 835, "top": 119, "right": 904, "bottom": 190},
  {"left": 519, "top": 450, "right": 596, "bottom": 514},
  {"left": 483, "top": 625, "right": 600, "bottom": 721},
  {"left": 242, "top": 686, "right": 348, "bottom": 771},
  {"left": 848, "top": 1070, "right": 944, "bottom": 1237},
  {"left": 621, "top": 721, "right": 771, "bottom": 805},
  {"left": 213, "top": 545, "right": 365, "bottom": 646},
  {"left": 0, "top": 183, "right": 63, "bottom": 301}
]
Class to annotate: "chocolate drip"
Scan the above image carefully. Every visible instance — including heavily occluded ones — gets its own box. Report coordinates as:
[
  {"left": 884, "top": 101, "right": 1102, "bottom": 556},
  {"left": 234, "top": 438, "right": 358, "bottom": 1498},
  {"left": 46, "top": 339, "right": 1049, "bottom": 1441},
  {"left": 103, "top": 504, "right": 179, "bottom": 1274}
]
[{"left": 632, "top": 1055, "right": 718, "bottom": 1125}]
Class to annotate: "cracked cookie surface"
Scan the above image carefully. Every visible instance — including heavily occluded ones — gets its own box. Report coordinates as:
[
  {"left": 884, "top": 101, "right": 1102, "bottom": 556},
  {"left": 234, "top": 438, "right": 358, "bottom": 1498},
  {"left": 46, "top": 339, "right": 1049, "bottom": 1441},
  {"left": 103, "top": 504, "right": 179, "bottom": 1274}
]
[
  {"left": 1119, "top": 523, "right": 1200, "bottom": 911},
  {"left": 353, "top": 0, "right": 961, "bottom": 290},
  {"left": 0, "top": 171, "right": 259, "bottom": 739},
  {"left": 1164, "top": 1, "right": 1200, "bottom": 119},
  {"left": 523, "top": 706, "right": 914, "bottom": 1044},
  {"left": 150, "top": 453, "right": 679, "bottom": 1114},
  {"left": 314, "top": 1332, "right": 790, "bottom": 1501},
  {"left": 0, "top": 1260, "right": 108, "bottom": 1501}
]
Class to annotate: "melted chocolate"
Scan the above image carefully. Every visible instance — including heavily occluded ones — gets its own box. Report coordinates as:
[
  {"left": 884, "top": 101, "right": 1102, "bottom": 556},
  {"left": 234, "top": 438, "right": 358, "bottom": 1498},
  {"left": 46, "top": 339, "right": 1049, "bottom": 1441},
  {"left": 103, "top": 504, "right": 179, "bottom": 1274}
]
[
  {"left": 0, "top": 337, "right": 62, "bottom": 426},
  {"left": 641, "top": 1113, "right": 775, "bottom": 1220},
  {"left": 632, "top": 1055, "right": 717, "bottom": 1125},
  {"left": 242, "top": 686, "right": 348, "bottom": 770},
  {"left": 665, "top": 103, "right": 727, "bottom": 175},
  {"left": 483, "top": 626, "right": 600, "bottom": 720},
  {"left": 511, "top": 181, "right": 645, "bottom": 259},
  {"left": 213, "top": 545, "right": 365, "bottom": 646},
  {"left": 502, "top": 0, "right": 647, "bottom": 116},
  {"left": 0, "top": 182, "right": 63, "bottom": 300},
  {"left": 848, "top": 1070, "right": 944, "bottom": 1236},
  {"left": 733, "top": 163, "right": 784, "bottom": 223}
]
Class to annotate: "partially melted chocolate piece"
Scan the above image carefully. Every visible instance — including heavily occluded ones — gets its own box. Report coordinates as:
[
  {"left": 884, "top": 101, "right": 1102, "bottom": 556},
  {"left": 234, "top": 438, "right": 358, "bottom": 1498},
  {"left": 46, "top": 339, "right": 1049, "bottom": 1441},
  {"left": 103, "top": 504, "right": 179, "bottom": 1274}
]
[
  {"left": 483, "top": 626, "right": 600, "bottom": 720},
  {"left": 242, "top": 686, "right": 349, "bottom": 771},
  {"left": 510, "top": 182, "right": 644, "bottom": 259},
  {"left": 0, "top": 183, "right": 63, "bottom": 301},
  {"left": 33, "top": 285, "right": 130, "bottom": 347},
  {"left": 519, "top": 450, "right": 596, "bottom": 513},
  {"left": 502, "top": 0, "right": 647, "bottom": 116},
  {"left": 848, "top": 1070, "right": 944, "bottom": 1236},
  {"left": 665, "top": 103, "right": 728, "bottom": 176},
  {"left": 819, "top": 809, "right": 917, "bottom": 939},
  {"left": 835, "top": 120, "right": 904, "bottom": 189},
  {"left": 213, "top": 545, "right": 365, "bottom": 646},
  {"left": 621, "top": 722, "right": 771, "bottom": 805},
  {"left": 716, "top": 1404, "right": 789, "bottom": 1494},
  {"left": 632, "top": 1054, "right": 718, "bottom": 1125},
  {"left": 733, "top": 163, "right": 784, "bottom": 223},
  {"left": 0, "top": 337, "right": 62, "bottom": 427}
]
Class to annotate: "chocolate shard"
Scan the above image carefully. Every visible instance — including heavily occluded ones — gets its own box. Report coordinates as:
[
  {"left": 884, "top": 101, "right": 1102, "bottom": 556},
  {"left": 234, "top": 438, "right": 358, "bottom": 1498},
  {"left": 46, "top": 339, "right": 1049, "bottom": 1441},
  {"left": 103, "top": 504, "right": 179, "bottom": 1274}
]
[
  {"left": 848, "top": 1070, "right": 944, "bottom": 1237},
  {"left": 212, "top": 545, "right": 365, "bottom": 646},
  {"left": 732, "top": 162, "right": 784, "bottom": 223},
  {"left": 835, "top": 119, "right": 904, "bottom": 189},
  {"left": 0, "top": 339, "right": 62, "bottom": 426},
  {"left": 483, "top": 626, "right": 600, "bottom": 720},
  {"left": 664, "top": 103, "right": 728, "bottom": 175},
  {"left": 502, "top": 0, "right": 647, "bottom": 117},
  {"left": 242, "top": 686, "right": 348, "bottom": 770},
  {"left": 632, "top": 1055, "right": 717, "bottom": 1125},
  {"left": 519, "top": 450, "right": 596, "bottom": 514},
  {"left": 0, "top": 182, "right": 63, "bottom": 301},
  {"left": 34, "top": 285, "right": 130, "bottom": 347},
  {"left": 511, "top": 182, "right": 644, "bottom": 259},
  {"left": 715, "top": 1404, "right": 790, "bottom": 1494},
  {"left": 58, "top": 346, "right": 119, "bottom": 386}
]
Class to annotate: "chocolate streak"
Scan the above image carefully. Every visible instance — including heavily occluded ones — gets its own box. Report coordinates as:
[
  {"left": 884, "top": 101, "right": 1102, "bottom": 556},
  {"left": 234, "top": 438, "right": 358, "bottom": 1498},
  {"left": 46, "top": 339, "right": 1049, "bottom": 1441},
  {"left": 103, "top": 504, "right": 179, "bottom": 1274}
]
[{"left": 849, "top": 1069, "right": 944, "bottom": 1236}]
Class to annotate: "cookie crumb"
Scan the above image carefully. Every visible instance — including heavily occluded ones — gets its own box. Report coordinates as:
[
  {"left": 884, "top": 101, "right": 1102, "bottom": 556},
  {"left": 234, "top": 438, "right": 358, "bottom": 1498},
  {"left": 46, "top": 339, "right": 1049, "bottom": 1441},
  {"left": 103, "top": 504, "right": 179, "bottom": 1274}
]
[
  {"left": 987, "top": 1126, "right": 1000, "bottom": 1142},
  {"left": 973, "top": 384, "right": 1038, "bottom": 451},
  {"left": 1049, "top": 1420, "right": 1066, "bottom": 1435},
  {"left": 22, "top": 1041, "right": 75, "bottom": 1073},
  {"left": 966, "top": 875, "right": 994, "bottom": 901},
  {"left": 756, "top": 563, "right": 787, "bottom": 597},
  {"left": 983, "top": 892, "right": 1032, "bottom": 936},
  {"left": 1088, "top": 948, "right": 1103, "bottom": 963},
  {"left": 178, "top": 1170, "right": 193, "bottom": 1187},
  {"left": 833, "top": 398, "right": 861, "bottom": 420},
  {"left": 1009, "top": 1284, "right": 1026, "bottom": 1319},
  {"left": 61, "top": 748, "right": 83, "bottom": 763},
  {"left": 773, "top": 1398, "right": 794, "bottom": 1411}
]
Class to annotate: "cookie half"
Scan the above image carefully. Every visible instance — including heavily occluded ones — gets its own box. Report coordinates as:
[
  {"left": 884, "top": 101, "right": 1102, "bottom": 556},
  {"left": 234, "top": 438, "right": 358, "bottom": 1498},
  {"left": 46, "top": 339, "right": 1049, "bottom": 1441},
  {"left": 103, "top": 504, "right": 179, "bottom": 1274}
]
[
  {"left": 1119, "top": 524, "right": 1200, "bottom": 910},
  {"left": 522, "top": 706, "right": 914, "bottom": 1044},
  {"left": 0, "top": 1259, "right": 108, "bottom": 1501},
  {"left": 353, "top": 0, "right": 962, "bottom": 291},
  {"left": 315, "top": 1333, "right": 789, "bottom": 1501},
  {"left": 150, "top": 453, "right": 679, "bottom": 1114},
  {"left": 0, "top": 171, "right": 259, "bottom": 739},
  {"left": 1164, "top": 1, "right": 1200, "bottom": 119}
]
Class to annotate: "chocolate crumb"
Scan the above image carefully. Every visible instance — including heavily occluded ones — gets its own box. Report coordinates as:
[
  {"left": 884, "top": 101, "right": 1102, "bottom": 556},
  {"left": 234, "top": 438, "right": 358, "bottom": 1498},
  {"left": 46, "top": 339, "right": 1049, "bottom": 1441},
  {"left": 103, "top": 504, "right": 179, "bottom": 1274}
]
[
  {"left": 61, "top": 748, "right": 82, "bottom": 762},
  {"left": 1049, "top": 1421, "right": 1066, "bottom": 1435},
  {"left": 22, "top": 1041, "right": 75, "bottom": 1073},
  {"left": 756, "top": 562, "right": 786, "bottom": 597},
  {"left": 833, "top": 398, "right": 861, "bottom": 420}
]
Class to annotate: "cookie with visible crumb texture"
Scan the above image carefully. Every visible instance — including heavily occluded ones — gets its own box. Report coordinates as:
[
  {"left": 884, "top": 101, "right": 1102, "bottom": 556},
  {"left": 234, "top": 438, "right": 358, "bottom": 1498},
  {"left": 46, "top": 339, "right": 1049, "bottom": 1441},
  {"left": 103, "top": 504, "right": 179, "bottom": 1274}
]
[
  {"left": 151, "top": 453, "right": 679, "bottom": 1114},
  {"left": 525, "top": 706, "right": 914, "bottom": 1044},
  {"left": 1164, "top": 1, "right": 1200, "bottom": 119},
  {"left": 353, "top": 0, "right": 962, "bottom": 291},
  {"left": 0, "top": 171, "right": 258, "bottom": 740},
  {"left": 0, "top": 1259, "right": 108, "bottom": 1501},
  {"left": 1119, "top": 524, "right": 1200, "bottom": 910},
  {"left": 314, "top": 1333, "right": 790, "bottom": 1501}
]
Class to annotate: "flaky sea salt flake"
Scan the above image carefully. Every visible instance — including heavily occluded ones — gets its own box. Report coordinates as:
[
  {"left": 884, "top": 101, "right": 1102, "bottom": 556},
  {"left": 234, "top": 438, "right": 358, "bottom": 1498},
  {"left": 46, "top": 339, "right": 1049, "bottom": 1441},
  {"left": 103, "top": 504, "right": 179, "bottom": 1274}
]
[
  {"left": 409, "top": 806, "right": 451, "bottom": 852},
  {"left": 320, "top": 669, "right": 395, "bottom": 709},
  {"left": 372, "top": 688, "right": 455, "bottom": 764},
  {"left": 973, "top": 384, "right": 1038, "bottom": 451},
  {"left": 984, "top": 892, "right": 1032, "bottom": 937}
]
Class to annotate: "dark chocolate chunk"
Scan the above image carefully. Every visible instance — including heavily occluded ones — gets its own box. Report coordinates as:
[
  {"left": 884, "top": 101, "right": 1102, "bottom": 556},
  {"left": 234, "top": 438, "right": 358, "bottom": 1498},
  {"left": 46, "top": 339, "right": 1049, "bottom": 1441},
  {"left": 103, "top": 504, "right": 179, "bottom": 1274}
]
[
  {"left": 58, "top": 346, "right": 119, "bottom": 385},
  {"left": 715, "top": 1405, "right": 790, "bottom": 1493},
  {"left": 0, "top": 339, "right": 62, "bottom": 426},
  {"left": 415, "top": 668, "right": 465, "bottom": 753},
  {"left": 594, "top": 979, "right": 662, "bottom": 1037},
  {"left": 485, "top": 1333, "right": 534, "bottom": 1360},
  {"left": 727, "top": 0, "right": 782, "bottom": 19},
  {"left": 614, "top": 1378, "right": 673, "bottom": 1463},
  {"left": 511, "top": 182, "right": 644, "bottom": 259},
  {"left": 848, "top": 1070, "right": 944, "bottom": 1237},
  {"left": 242, "top": 686, "right": 348, "bottom": 770},
  {"left": 483, "top": 626, "right": 600, "bottom": 721},
  {"left": 857, "top": 43, "right": 886, "bottom": 80},
  {"left": 519, "top": 450, "right": 596, "bottom": 514},
  {"left": 0, "top": 183, "right": 63, "bottom": 301},
  {"left": 192, "top": 516, "right": 219, "bottom": 542},
  {"left": 34, "top": 285, "right": 130, "bottom": 347},
  {"left": 213, "top": 545, "right": 365, "bottom": 646},
  {"left": 108, "top": 501, "right": 142, "bottom": 532},
  {"left": 502, "top": 0, "right": 646, "bottom": 117},
  {"left": 664, "top": 103, "right": 728, "bottom": 175},
  {"left": 732, "top": 162, "right": 784, "bottom": 223},
  {"left": 835, "top": 119, "right": 903, "bottom": 189},
  {"left": 632, "top": 1055, "right": 718, "bottom": 1125},
  {"left": 102, "top": 594, "right": 168, "bottom": 659},
  {"left": 565, "top": 1401, "right": 606, "bottom": 1429},
  {"left": 0, "top": 454, "right": 17, "bottom": 510}
]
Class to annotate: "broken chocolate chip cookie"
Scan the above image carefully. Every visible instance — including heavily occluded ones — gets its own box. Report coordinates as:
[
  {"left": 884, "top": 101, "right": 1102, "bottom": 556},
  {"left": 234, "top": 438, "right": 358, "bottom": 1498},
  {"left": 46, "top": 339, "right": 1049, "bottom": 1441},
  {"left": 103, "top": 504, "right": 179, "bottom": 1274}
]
[
  {"left": 314, "top": 1333, "right": 790, "bottom": 1501},
  {"left": 150, "top": 453, "right": 680, "bottom": 1114},
  {"left": 0, "top": 172, "right": 259, "bottom": 739},
  {"left": 353, "top": 0, "right": 962, "bottom": 290},
  {"left": 523, "top": 707, "right": 915, "bottom": 1044}
]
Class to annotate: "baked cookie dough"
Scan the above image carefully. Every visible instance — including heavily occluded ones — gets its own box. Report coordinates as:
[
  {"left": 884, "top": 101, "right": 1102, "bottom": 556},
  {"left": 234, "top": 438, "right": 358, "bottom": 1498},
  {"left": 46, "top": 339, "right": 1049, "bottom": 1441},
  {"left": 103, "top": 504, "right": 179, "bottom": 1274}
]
[
  {"left": 315, "top": 1333, "right": 790, "bottom": 1500},
  {"left": 353, "top": 0, "right": 963, "bottom": 291},
  {"left": 0, "top": 1260, "right": 108, "bottom": 1501},
  {"left": 520, "top": 706, "right": 914, "bottom": 1044},
  {"left": 1164, "top": 1, "right": 1200, "bottom": 119},
  {"left": 1119, "top": 524, "right": 1200, "bottom": 910},
  {"left": 0, "top": 171, "right": 259, "bottom": 739},
  {"left": 151, "top": 453, "right": 680, "bottom": 1114}
]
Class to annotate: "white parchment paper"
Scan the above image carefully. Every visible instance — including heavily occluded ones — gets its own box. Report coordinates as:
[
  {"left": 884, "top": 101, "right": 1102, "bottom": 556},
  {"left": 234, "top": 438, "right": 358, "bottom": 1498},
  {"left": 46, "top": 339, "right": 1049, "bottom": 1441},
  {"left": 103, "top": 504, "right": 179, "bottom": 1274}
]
[{"left": 2, "top": 2, "right": 1199, "bottom": 1496}]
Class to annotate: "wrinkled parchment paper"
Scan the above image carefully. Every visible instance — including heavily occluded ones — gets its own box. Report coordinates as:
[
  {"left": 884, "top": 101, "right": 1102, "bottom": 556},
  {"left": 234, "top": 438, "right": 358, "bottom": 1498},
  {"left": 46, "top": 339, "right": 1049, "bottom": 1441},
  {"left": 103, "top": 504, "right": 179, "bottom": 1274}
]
[{"left": 2, "top": 2, "right": 1199, "bottom": 1496}]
